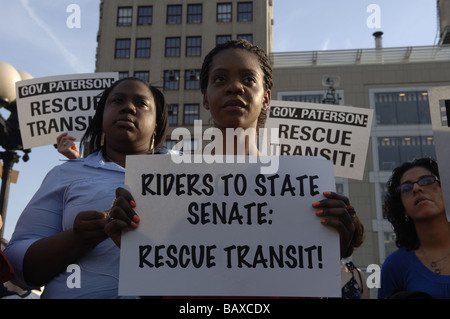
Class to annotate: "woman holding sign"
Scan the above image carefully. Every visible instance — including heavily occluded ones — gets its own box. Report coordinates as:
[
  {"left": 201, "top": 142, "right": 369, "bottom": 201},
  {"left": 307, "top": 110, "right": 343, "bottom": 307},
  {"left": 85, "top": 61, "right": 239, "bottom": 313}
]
[
  {"left": 379, "top": 157, "right": 450, "bottom": 299},
  {"left": 198, "top": 40, "right": 358, "bottom": 259},
  {"left": 4, "top": 77, "right": 171, "bottom": 298},
  {"left": 109, "top": 41, "right": 359, "bottom": 259}
]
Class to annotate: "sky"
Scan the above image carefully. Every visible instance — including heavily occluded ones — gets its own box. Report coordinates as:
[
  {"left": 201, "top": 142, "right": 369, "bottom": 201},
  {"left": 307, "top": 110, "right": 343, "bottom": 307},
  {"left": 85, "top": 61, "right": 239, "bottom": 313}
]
[{"left": 0, "top": 0, "right": 440, "bottom": 240}]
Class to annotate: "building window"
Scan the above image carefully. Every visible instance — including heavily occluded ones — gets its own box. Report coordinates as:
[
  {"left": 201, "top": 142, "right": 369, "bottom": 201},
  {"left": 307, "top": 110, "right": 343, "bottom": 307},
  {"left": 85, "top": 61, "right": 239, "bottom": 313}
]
[
  {"left": 280, "top": 90, "right": 344, "bottom": 105},
  {"left": 217, "top": 3, "right": 232, "bottom": 22},
  {"left": 217, "top": 35, "right": 232, "bottom": 45},
  {"left": 187, "top": 4, "right": 202, "bottom": 23},
  {"left": 184, "top": 104, "right": 200, "bottom": 125},
  {"left": 181, "top": 139, "right": 199, "bottom": 152},
  {"left": 185, "top": 70, "right": 200, "bottom": 90},
  {"left": 282, "top": 94, "right": 324, "bottom": 103},
  {"left": 186, "top": 37, "right": 201, "bottom": 56},
  {"left": 115, "top": 39, "right": 131, "bottom": 58},
  {"left": 118, "top": 72, "right": 129, "bottom": 79},
  {"left": 164, "top": 140, "right": 177, "bottom": 150},
  {"left": 377, "top": 136, "right": 435, "bottom": 171},
  {"left": 167, "top": 104, "right": 178, "bottom": 125},
  {"left": 117, "top": 7, "right": 132, "bottom": 26},
  {"left": 164, "top": 70, "right": 180, "bottom": 91},
  {"left": 238, "top": 2, "right": 253, "bottom": 22},
  {"left": 138, "top": 6, "right": 152, "bottom": 25},
  {"left": 136, "top": 38, "right": 151, "bottom": 58},
  {"left": 165, "top": 37, "right": 181, "bottom": 57},
  {"left": 167, "top": 5, "right": 182, "bottom": 24},
  {"left": 134, "top": 71, "right": 149, "bottom": 82},
  {"left": 375, "top": 91, "right": 431, "bottom": 125},
  {"left": 237, "top": 34, "right": 253, "bottom": 43}
]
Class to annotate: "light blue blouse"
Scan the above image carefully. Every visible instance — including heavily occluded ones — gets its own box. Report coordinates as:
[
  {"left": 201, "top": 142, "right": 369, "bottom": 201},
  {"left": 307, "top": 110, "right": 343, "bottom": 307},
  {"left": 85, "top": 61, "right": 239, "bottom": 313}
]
[{"left": 4, "top": 150, "right": 172, "bottom": 299}]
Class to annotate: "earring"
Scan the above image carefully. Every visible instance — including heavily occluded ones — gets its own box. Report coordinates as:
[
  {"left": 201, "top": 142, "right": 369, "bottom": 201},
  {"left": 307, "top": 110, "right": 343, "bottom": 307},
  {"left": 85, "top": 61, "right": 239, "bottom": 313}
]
[
  {"left": 150, "top": 132, "right": 155, "bottom": 154},
  {"left": 405, "top": 216, "right": 411, "bottom": 222}
]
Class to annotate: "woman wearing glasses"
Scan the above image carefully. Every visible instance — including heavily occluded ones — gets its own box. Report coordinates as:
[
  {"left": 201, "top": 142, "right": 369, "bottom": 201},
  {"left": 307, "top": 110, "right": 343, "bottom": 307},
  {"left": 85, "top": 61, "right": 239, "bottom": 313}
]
[{"left": 379, "top": 157, "right": 450, "bottom": 298}]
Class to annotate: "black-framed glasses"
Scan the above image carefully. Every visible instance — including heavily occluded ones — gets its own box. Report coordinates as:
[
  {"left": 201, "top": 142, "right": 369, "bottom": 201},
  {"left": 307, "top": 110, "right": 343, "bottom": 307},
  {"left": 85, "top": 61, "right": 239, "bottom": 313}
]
[{"left": 396, "top": 175, "right": 440, "bottom": 194}]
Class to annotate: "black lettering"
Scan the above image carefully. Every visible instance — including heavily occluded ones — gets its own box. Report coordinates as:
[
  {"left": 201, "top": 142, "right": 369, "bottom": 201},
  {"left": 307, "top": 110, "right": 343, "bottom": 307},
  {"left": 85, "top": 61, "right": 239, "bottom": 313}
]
[
  {"left": 309, "top": 175, "right": 319, "bottom": 196},
  {"left": 187, "top": 202, "right": 200, "bottom": 224},
  {"left": 60, "top": 117, "right": 73, "bottom": 132},
  {"left": 141, "top": 174, "right": 156, "bottom": 195},
  {"left": 278, "top": 124, "right": 289, "bottom": 139},
  {"left": 176, "top": 173, "right": 186, "bottom": 195},
  {"left": 187, "top": 174, "right": 201, "bottom": 195},
  {"left": 166, "top": 245, "right": 178, "bottom": 268},
  {"left": 30, "top": 101, "right": 41, "bottom": 116},
  {"left": 139, "top": 245, "right": 153, "bottom": 268},
  {"left": 51, "top": 98, "right": 63, "bottom": 113},
  {"left": 202, "top": 174, "right": 214, "bottom": 196},
  {"left": 281, "top": 174, "right": 296, "bottom": 196},
  {"left": 253, "top": 245, "right": 268, "bottom": 268},
  {"left": 254, "top": 174, "right": 267, "bottom": 196}
]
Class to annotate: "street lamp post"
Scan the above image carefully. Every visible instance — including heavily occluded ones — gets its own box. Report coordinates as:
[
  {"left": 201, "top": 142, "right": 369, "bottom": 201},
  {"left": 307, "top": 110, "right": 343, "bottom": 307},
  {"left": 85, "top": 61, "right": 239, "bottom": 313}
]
[{"left": 0, "top": 62, "right": 33, "bottom": 238}]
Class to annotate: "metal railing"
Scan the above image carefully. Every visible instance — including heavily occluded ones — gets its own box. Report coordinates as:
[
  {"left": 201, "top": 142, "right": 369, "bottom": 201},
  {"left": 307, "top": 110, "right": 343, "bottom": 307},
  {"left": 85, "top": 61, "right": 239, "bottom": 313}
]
[{"left": 271, "top": 45, "right": 450, "bottom": 68}]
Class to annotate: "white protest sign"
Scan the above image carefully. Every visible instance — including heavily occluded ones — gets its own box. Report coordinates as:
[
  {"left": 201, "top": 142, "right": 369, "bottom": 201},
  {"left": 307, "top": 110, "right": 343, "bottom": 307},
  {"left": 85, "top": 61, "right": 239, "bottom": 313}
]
[
  {"left": 264, "top": 100, "right": 374, "bottom": 180},
  {"left": 15, "top": 72, "right": 118, "bottom": 148},
  {"left": 119, "top": 155, "right": 341, "bottom": 297},
  {"left": 428, "top": 86, "right": 450, "bottom": 220}
]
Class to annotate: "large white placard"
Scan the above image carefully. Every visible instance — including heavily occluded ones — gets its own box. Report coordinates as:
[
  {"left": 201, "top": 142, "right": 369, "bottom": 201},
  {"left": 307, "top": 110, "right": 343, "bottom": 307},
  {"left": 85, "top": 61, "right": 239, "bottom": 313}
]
[
  {"left": 15, "top": 72, "right": 118, "bottom": 148},
  {"left": 119, "top": 155, "right": 341, "bottom": 297},
  {"left": 264, "top": 100, "right": 374, "bottom": 180},
  {"left": 428, "top": 86, "right": 450, "bottom": 220}
]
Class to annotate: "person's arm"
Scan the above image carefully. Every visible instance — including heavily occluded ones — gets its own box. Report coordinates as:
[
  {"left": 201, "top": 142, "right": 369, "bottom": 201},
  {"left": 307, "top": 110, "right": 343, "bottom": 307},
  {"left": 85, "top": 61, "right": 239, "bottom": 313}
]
[
  {"left": 22, "top": 211, "right": 108, "bottom": 286},
  {"left": 5, "top": 164, "right": 107, "bottom": 288}
]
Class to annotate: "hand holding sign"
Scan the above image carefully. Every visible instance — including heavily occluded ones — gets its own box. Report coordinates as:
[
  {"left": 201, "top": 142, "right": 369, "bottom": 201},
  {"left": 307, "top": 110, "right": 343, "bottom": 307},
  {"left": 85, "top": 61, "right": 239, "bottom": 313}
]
[
  {"left": 105, "top": 187, "right": 140, "bottom": 247},
  {"left": 313, "top": 191, "right": 356, "bottom": 258},
  {"left": 56, "top": 133, "right": 81, "bottom": 159}
]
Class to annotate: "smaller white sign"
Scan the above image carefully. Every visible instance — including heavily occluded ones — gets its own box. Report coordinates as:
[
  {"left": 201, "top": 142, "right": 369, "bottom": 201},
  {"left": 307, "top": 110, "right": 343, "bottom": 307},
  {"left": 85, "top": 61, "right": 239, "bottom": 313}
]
[
  {"left": 15, "top": 72, "right": 118, "bottom": 148},
  {"left": 264, "top": 100, "right": 374, "bottom": 180}
]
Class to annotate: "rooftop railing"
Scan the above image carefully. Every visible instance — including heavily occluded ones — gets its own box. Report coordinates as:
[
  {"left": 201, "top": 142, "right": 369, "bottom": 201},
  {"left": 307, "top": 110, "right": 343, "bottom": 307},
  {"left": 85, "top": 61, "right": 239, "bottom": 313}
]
[{"left": 271, "top": 45, "right": 450, "bottom": 68}]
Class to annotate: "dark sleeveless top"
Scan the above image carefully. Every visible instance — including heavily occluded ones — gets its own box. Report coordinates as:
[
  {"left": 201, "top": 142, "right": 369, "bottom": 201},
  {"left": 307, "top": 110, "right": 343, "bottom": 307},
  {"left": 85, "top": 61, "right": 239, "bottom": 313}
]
[{"left": 342, "top": 261, "right": 364, "bottom": 299}]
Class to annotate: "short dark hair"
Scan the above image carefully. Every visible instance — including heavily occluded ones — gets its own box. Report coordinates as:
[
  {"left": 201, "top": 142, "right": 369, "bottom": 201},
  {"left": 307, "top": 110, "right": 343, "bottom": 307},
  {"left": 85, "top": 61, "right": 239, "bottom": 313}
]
[
  {"left": 383, "top": 157, "right": 440, "bottom": 250},
  {"left": 200, "top": 40, "right": 273, "bottom": 128},
  {"left": 81, "top": 77, "right": 168, "bottom": 155}
]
